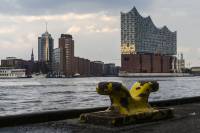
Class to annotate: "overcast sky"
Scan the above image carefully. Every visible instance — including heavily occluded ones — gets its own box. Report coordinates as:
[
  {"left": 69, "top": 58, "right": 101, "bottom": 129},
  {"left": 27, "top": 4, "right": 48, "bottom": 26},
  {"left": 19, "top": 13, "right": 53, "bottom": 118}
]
[{"left": 0, "top": 0, "right": 200, "bottom": 67}]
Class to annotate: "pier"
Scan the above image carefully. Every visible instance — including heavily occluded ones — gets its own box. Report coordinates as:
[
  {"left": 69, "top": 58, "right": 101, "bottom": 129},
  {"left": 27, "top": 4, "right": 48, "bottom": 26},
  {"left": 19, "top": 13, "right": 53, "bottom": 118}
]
[{"left": 0, "top": 96, "right": 200, "bottom": 132}]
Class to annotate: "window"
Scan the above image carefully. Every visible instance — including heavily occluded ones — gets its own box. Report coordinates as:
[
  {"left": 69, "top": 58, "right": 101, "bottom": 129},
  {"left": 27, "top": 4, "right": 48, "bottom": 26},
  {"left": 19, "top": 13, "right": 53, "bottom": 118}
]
[{"left": 124, "top": 57, "right": 130, "bottom": 61}]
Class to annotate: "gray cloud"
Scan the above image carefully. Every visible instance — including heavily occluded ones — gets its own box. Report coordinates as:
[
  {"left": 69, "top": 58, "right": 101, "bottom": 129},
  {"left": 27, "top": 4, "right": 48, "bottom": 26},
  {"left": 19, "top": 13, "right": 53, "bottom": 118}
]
[{"left": 0, "top": 0, "right": 153, "bottom": 15}]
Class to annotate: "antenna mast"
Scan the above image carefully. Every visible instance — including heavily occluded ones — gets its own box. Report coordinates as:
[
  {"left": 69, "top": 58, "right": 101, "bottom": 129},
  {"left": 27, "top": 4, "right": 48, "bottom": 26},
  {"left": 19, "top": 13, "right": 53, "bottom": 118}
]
[{"left": 45, "top": 21, "right": 48, "bottom": 32}]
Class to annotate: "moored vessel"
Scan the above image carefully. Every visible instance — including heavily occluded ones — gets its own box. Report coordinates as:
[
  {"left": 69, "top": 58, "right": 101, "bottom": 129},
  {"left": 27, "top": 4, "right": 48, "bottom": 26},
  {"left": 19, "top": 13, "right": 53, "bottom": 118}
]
[{"left": 0, "top": 67, "right": 26, "bottom": 78}]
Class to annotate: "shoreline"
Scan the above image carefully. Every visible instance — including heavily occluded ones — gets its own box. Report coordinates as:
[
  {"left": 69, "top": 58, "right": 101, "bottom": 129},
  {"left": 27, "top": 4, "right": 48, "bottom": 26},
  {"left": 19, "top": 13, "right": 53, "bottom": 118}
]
[{"left": 118, "top": 72, "right": 193, "bottom": 77}]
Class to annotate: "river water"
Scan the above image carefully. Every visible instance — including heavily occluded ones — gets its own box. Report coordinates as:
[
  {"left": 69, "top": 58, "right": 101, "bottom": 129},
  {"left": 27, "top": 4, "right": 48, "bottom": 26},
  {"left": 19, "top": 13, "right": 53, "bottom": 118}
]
[{"left": 0, "top": 76, "right": 199, "bottom": 116}]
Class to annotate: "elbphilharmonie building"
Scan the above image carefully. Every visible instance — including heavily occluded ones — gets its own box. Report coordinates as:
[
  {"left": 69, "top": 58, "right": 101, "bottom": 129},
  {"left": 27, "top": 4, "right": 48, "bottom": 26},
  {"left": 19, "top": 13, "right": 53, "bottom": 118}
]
[{"left": 121, "top": 7, "right": 177, "bottom": 73}]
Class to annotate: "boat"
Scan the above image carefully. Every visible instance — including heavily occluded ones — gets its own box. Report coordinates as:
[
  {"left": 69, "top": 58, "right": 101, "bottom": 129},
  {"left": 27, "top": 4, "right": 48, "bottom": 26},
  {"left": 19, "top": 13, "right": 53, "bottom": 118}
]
[
  {"left": 46, "top": 72, "right": 65, "bottom": 78},
  {"left": 0, "top": 67, "right": 26, "bottom": 79},
  {"left": 73, "top": 73, "right": 80, "bottom": 77}
]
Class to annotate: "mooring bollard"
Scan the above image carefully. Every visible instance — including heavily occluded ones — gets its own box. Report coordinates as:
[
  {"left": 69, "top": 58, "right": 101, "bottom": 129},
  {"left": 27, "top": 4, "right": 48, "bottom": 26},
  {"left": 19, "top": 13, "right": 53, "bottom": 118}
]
[{"left": 80, "top": 81, "right": 173, "bottom": 126}]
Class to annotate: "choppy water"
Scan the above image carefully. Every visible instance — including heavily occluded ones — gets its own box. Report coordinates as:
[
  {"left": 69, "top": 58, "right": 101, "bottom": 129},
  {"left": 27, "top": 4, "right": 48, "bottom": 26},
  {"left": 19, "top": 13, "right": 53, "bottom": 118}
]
[{"left": 0, "top": 76, "right": 199, "bottom": 116}]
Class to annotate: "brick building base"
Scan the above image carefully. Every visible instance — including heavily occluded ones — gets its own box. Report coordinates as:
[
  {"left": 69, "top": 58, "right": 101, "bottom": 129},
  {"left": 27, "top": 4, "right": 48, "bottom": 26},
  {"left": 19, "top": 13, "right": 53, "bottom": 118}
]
[{"left": 121, "top": 54, "right": 175, "bottom": 73}]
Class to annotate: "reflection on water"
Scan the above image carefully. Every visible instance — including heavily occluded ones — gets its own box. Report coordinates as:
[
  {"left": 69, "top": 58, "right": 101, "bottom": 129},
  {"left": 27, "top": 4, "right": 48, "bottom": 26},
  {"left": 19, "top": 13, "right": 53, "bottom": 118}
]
[{"left": 0, "top": 76, "right": 199, "bottom": 116}]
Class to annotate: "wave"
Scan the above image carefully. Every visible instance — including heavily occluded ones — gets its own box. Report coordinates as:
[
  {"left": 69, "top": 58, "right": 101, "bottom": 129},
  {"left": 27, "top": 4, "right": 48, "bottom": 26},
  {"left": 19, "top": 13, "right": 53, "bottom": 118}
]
[
  {"left": 43, "top": 90, "right": 76, "bottom": 95},
  {"left": 0, "top": 84, "right": 95, "bottom": 88}
]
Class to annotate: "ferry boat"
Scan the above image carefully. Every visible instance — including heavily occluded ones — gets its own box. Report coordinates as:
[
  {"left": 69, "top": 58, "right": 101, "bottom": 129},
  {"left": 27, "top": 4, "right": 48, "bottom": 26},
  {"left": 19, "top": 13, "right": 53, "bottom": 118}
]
[{"left": 0, "top": 67, "right": 26, "bottom": 78}]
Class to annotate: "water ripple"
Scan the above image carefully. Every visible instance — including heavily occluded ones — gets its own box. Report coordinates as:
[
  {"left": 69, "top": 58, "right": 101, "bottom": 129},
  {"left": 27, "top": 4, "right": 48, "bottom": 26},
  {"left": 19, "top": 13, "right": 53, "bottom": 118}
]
[{"left": 0, "top": 77, "right": 200, "bottom": 116}]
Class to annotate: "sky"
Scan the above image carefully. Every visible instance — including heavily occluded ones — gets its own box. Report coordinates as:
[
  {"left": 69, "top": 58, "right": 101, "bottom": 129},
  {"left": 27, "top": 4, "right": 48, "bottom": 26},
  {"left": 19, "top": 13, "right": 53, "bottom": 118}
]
[{"left": 0, "top": 0, "right": 200, "bottom": 67}]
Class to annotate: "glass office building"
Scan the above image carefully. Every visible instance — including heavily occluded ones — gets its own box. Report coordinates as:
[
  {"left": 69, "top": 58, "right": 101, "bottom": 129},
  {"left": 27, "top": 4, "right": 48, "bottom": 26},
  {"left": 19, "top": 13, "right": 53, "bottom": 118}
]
[{"left": 38, "top": 31, "right": 54, "bottom": 63}]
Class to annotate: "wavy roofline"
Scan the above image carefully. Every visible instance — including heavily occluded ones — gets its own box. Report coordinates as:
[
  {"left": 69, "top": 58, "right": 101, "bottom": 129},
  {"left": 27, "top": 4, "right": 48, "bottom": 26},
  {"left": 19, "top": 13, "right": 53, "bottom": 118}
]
[{"left": 121, "top": 7, "right": 176, "bottom": 33}]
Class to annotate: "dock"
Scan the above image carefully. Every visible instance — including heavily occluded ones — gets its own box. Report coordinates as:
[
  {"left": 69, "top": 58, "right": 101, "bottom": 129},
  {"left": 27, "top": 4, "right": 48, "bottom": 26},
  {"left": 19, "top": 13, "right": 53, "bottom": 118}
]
[{"left": 0, "top": 97, "right": 200, "bottom": 133}]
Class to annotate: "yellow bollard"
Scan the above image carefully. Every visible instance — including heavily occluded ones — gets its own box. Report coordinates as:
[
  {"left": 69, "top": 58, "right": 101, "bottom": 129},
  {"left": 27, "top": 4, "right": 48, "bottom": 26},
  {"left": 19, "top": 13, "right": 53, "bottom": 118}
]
[
  {"left": 96, "top": 81, "right": 159, "bottom": 115},
  {"left": 80, "top": 81, "right": 173, "bottom": 126}
]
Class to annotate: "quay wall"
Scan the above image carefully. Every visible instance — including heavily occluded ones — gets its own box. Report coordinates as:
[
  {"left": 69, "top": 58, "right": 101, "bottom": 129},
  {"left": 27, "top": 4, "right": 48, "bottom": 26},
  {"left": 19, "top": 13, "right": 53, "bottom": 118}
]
[{"left": 0, "top": 96, "right": 200, "bottom": 127}]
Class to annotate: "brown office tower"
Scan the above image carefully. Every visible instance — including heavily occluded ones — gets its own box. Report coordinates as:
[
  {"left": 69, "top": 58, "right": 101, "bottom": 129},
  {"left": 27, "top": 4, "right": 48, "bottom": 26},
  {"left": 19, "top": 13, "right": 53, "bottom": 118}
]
[{"left": 59, "top": 34, "right": 74, "bottom": 77}]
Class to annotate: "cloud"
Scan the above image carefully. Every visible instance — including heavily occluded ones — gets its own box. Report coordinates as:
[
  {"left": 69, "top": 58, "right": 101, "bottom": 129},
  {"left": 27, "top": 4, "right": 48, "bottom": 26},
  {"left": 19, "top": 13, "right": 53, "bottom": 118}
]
[
  {"left": 197, "top": 48, "right": 200, "bottom": 53},
  {"left": 177, "top": 47, "right": 193, "bottom": 53},
  {"left": 0, "top": 0, "right": 150, "bottom": 15},
  {"left": 67, "top": 26, "right": 81, "bottom": 34},
  {"left": 101, "top": 27, "right": 119, "bottom": 33},
  {"left": 100, "top": 15, "right": 117, "bottom": 22},
  {"left": 86, "top": 25, "right": 119, "bottom": 33},
  {"left": 0, "top": 12, "right": 117, "bottom": 23},
  {"left": 0, "top": 27, "right": 16, "bottom": 34}
]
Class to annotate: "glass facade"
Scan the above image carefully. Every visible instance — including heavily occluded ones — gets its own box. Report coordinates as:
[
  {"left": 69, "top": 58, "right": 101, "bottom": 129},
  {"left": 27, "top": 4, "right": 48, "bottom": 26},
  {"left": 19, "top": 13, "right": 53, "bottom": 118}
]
[{"left": 38, "top": 32, "right": 54, "bottom": 62}]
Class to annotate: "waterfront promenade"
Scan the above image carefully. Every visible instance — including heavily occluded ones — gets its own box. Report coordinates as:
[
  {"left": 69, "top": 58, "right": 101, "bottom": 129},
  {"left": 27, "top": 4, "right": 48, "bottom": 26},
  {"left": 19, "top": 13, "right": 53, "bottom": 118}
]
[
  {"left": 0, "top": 77, "right": 200, "bottom": 132},
  {"left": 0, "top": 97, "right": 200, "bottom": 133}
]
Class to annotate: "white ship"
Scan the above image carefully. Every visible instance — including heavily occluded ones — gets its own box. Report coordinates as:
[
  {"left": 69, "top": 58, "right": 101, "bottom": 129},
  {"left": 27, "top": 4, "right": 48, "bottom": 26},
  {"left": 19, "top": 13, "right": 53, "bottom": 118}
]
[{"left": 0, "top": 68, "right": 26, "bottom": 78}]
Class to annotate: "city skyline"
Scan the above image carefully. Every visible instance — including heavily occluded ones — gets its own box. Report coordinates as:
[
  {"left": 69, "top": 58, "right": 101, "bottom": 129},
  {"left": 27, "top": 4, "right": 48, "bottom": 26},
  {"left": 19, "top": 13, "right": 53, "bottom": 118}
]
[{"left": 0, "top": 0, "right": 200, "bottom": 66}]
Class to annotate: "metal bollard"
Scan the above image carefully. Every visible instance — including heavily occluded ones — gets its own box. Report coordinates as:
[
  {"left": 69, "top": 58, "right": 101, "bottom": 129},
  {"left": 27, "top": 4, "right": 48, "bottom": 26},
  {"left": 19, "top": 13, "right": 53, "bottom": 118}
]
[{"left": 80, "top": 81, "right": 173, "bottom": 126}]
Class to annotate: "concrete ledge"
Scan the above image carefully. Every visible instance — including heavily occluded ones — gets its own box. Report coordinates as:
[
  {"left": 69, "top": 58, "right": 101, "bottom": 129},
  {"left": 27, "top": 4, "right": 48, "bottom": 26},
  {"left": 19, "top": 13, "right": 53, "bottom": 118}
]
[
  {"left": 150, "top": 96, "right": 200, "bottom": 107},
  {"left": 0, "top": 107, "right": 107, "bottom": 127},
  {"left": 0, "top": 96, "right": 200, "bottom": 127}
]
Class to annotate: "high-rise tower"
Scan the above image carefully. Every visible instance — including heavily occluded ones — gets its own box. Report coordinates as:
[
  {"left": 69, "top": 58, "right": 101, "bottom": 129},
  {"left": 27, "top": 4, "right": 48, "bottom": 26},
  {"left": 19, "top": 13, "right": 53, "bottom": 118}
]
[
  {"left": 59, "top": 34, "right": 74, "bottom": 76},
  {"left": 38, "top": 23, "right": 54, "bottom": 63}
]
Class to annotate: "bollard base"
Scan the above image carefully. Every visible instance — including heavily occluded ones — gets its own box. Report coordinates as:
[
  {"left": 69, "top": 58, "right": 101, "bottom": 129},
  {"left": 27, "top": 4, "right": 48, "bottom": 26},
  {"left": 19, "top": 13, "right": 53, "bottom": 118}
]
[{"left": 80, "top": 108, "right": 173, "bottom": 127}]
